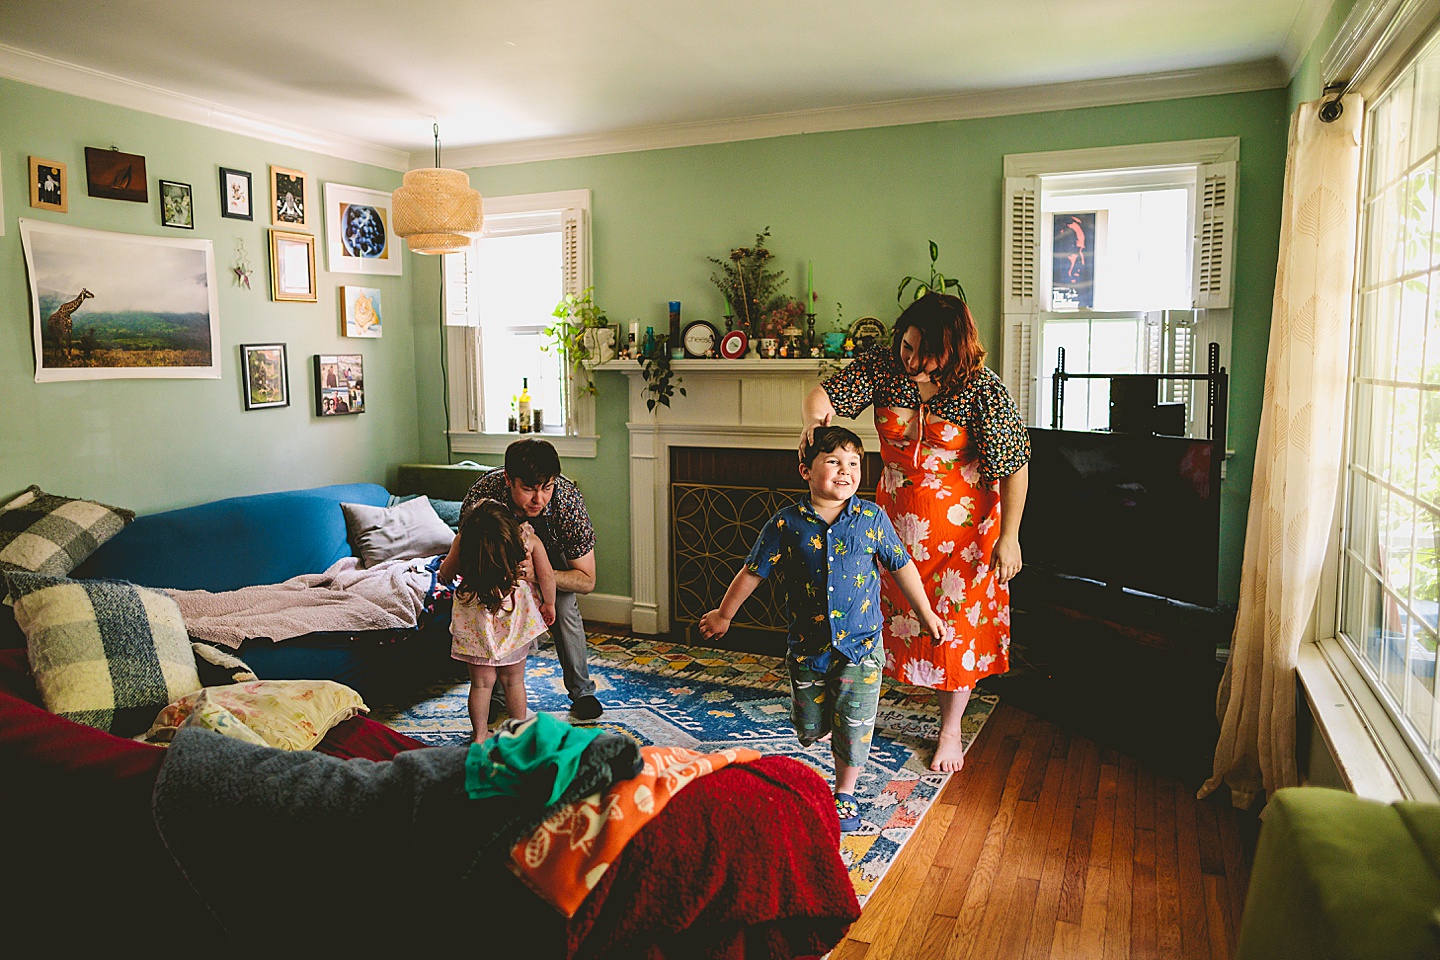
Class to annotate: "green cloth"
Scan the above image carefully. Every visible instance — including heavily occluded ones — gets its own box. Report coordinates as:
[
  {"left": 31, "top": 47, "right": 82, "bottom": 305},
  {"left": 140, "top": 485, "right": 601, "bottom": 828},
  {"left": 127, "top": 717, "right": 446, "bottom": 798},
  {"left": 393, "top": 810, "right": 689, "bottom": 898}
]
[{"left": 464, "top": 712, "right": 604, "bottom": 805}]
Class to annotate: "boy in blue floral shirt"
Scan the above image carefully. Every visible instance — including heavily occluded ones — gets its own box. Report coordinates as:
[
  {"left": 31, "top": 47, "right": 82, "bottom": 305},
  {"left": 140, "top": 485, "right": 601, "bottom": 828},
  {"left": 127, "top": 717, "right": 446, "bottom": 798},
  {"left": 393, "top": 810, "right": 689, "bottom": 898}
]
[{"left": 700, "top": 426, "right": 944, "bottom": 831}]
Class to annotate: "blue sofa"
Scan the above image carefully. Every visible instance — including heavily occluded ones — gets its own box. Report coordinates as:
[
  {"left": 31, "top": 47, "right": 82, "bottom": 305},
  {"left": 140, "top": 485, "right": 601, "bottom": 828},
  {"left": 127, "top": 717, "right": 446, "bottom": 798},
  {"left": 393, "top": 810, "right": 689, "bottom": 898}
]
[{"left": 59, "top": 482, "right": 456, "bottom": 698}]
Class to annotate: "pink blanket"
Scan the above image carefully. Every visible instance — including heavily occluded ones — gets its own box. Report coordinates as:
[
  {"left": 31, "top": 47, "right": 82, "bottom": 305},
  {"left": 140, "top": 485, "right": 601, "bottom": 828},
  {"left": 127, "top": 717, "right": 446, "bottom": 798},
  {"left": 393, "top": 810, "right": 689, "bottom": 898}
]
[{"left": 168, "top": 556, "right": 436, "bottom": 648}]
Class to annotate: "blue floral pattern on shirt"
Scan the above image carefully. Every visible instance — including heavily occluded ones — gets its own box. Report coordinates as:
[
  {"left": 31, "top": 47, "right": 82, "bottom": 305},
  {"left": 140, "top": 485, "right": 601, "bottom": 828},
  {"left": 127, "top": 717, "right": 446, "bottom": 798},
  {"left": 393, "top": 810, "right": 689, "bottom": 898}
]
[{"left": 745, "top": 496, "right": 910, "bottom": 668}]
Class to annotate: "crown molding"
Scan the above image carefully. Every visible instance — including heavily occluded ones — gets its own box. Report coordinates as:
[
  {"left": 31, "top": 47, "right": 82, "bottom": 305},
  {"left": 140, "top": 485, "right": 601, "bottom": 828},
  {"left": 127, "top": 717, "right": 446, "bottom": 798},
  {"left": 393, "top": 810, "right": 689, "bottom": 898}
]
[
  {"left": 0, "top": 43, "right": 410, "bottom": 171},
  {"left": 437, "top": 59, "right": 1288, "bottom": 170},
  {"left": 1321, "top": 0, "right": 1440, "bottom": 97},
  {"left": 1281, "top": 0, "right": 1346, "bottom": 77}
]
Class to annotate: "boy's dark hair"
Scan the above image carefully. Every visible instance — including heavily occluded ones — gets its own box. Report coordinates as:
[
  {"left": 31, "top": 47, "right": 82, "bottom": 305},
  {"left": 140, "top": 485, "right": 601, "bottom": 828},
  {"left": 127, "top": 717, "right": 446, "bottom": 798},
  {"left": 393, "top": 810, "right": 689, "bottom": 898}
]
[
  {"left": 452, "top": 499, "right": 527, "bottom": 611},
  {"left": 504, "top": 437, "right": 562, "bottom": 486},
  {"left": 802, "top": 425, "right": 865, "bottom": 466}
]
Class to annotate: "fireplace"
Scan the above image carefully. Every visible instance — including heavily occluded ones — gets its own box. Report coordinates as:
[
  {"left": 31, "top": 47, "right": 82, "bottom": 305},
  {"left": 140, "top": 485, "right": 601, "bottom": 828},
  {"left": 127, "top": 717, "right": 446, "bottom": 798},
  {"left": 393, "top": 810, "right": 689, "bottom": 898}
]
[{"left": 616, "top": 356, "right": 878, "bottom": 644}]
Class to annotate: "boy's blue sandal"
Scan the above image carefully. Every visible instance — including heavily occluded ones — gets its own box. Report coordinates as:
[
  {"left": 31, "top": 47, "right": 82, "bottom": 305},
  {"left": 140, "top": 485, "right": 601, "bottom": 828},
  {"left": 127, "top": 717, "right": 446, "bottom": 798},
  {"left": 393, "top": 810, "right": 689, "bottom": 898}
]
[{"left": 835, "top": 793, "right": 861, "bottom": 833}]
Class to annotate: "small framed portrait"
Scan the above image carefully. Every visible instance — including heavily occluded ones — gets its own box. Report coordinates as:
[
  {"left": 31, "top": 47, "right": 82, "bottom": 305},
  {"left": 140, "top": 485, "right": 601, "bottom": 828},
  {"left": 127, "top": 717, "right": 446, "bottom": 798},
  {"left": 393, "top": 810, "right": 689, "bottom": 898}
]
[
  {"left": 340, "top": 285, "right": 383, "bottom": 337},
  {"left": 269, "top": 229, "right": 317, "bottom": 302},
  {"left": 219, "top": 167, "right": 253, "bottom": 220},
  {"left": 314, "top": 353, "right": 365, "bottom": 416},
  {"left": 269, "top": 165, "right": 309, "bottom": 228},
  {"left": 84, "top": 147, "right": 148, "bottom": 203},
  {"left": 29, "top": 157, "right": 67, "bottom": 212},
  {"left": 240, "top": 342, "right": 289, "bottom": 410},
  {"left": 159, "top": 180, "right": 194, "bottom": 229}
]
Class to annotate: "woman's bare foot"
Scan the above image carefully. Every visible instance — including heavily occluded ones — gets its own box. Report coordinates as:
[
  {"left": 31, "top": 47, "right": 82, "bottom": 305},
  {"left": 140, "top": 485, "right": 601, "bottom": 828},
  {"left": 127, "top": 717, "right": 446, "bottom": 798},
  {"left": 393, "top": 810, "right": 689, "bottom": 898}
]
[{"left": 930, "top": 732, "right": 966, "bottom": 772}]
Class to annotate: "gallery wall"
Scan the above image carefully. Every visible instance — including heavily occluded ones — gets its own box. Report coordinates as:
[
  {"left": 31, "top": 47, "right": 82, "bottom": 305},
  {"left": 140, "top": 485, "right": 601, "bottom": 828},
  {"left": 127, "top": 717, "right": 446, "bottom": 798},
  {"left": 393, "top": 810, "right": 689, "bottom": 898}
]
[
  {"left": 410, "top": 88, "right": 1291, "bottom": 604},
  {"left": 0, "top": 79, "right": 418, "bottom": 515}
]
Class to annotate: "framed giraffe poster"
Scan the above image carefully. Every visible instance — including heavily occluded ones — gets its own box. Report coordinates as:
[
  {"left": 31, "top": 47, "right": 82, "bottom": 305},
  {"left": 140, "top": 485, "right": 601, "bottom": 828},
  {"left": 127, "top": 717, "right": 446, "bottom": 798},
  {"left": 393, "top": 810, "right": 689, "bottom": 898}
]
[{"left": 17, "top": 218, "right": 221, "bottom": 382}]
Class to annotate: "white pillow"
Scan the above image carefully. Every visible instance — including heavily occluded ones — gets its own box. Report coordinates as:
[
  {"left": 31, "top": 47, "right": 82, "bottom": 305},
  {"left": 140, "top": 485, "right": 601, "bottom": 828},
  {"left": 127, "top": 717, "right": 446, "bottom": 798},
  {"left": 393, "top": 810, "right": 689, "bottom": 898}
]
[{"left": 340, "top": 496, "right": 455, "bottom": 567}]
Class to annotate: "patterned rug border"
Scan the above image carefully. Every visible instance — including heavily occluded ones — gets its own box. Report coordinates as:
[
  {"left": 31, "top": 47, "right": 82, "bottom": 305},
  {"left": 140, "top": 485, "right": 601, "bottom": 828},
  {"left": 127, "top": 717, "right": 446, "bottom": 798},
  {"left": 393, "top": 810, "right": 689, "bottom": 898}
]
[{"left": 373, "top": 631, "right": 998, "bottom": 906}]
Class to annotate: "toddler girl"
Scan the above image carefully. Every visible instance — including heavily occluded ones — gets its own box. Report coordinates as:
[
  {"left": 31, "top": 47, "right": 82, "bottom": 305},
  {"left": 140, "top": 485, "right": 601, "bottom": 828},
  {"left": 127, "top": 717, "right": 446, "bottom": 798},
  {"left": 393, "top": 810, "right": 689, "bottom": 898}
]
[{"left": 439, "top": 498, "right": 556, "bottom": 741}]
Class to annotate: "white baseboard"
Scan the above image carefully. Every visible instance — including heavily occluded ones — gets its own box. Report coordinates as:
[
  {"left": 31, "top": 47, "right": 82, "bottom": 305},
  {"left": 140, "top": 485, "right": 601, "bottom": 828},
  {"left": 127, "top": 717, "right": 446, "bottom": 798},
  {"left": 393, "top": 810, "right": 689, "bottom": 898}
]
[{"left": 576, "top": 592, "right": 634, "bottom": 628}]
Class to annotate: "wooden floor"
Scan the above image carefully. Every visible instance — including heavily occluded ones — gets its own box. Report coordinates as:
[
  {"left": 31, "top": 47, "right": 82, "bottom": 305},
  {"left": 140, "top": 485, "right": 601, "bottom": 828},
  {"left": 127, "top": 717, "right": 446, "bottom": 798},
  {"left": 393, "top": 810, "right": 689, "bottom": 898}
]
[{"left": 831, "top": 701, "right": 1256, "bottom": 960}]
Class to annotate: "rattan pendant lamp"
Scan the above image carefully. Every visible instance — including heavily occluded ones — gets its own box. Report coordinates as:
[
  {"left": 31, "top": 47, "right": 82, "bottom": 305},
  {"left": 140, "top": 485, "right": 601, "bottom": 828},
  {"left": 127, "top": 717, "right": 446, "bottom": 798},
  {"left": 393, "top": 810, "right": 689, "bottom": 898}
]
[{"left": 392, "top": 123, "right": 483, "bottom": 254}]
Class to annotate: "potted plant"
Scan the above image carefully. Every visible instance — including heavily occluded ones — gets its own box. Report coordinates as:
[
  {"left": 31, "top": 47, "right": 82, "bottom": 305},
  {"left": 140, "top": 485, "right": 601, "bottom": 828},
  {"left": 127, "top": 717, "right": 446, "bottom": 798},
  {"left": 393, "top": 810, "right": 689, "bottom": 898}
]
[
  {"left": 544, "top": 286, "right": 613, "bottom": 395},
  {"left": 896, "top": 240, "right": 968, "bottom": 305},
  {"left": 640, "top": 341, "right": 685, "bottom": 412},
  {"left": 708, "top": 228, "right": 790, "bottom": 336}
]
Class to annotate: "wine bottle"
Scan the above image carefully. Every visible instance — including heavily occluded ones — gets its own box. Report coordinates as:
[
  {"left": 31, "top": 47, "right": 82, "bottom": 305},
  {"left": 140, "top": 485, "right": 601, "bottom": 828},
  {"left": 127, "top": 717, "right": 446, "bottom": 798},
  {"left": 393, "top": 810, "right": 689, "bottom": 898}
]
[{"left": 518, "top": 378, "right": 532, "bottom": 434}]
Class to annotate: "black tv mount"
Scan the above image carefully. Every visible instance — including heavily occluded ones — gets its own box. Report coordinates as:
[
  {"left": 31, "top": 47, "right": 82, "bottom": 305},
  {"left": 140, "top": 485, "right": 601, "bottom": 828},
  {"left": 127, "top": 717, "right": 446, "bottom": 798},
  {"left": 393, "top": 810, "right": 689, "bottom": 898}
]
[{"left": 1050, "top": 341, "right": 1228, "bottom": 460}]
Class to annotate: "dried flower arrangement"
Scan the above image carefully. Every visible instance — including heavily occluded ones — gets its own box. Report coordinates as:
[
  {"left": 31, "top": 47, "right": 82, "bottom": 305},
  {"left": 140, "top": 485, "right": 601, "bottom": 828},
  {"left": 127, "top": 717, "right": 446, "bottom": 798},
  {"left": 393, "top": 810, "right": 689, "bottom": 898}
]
[{"left": 707, "top": 228, "right": 789, "bottom": 335}]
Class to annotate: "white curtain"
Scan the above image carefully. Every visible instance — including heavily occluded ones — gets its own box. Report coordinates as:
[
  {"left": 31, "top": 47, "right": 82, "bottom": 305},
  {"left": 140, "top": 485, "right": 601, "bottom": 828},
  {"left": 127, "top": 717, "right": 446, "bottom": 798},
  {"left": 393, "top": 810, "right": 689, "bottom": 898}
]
[{"left": 1201, "top": 96, "right": 1364, "bottom": 810}]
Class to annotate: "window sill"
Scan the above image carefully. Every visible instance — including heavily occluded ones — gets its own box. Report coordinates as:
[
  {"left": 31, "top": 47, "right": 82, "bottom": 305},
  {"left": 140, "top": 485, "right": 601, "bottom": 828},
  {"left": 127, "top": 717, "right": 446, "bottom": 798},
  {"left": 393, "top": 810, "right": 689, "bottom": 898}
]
[
  {"left": 448, "top": 431, "right": 598, "bottom": 459},
  {"left": 1297, "top": 638, "right": 1439, "bottom": 802}
]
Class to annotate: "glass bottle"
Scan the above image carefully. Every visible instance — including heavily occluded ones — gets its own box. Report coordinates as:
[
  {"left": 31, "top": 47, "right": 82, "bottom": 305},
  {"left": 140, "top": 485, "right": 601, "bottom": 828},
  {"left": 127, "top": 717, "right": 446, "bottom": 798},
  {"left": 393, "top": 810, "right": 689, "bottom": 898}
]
[
  {"left": 641, "top": 326, "right": 655, "bottom": 359},
  {"left": 517, "top": 378, "right": 532, "bottom": 434}
]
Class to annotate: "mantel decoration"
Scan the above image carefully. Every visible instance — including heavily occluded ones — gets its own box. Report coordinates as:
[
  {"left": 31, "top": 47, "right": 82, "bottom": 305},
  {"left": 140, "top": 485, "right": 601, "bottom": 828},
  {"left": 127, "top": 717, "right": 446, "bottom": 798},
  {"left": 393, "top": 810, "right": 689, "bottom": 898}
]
[
  {"left": 544, "top": 286, "right": 612, "bottom": 395},
  {"left": 391, "top": 123, "right": 483, "bottom": 255},
  {"left": 896, "top": 240, "right": 967, "bottom": 305},
  {"left": 640, "top": 347, "right": 685, "bottom": 412},
  {"left": 708, "top": 228, "right": 789, "bottom": 336}
]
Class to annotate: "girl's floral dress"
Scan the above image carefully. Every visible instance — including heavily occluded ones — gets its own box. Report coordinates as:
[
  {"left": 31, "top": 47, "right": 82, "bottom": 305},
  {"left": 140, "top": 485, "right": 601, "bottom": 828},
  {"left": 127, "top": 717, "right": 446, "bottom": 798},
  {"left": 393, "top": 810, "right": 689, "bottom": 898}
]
[{"left": 822, "top": 348, "right": 1030, "bottom": 692}]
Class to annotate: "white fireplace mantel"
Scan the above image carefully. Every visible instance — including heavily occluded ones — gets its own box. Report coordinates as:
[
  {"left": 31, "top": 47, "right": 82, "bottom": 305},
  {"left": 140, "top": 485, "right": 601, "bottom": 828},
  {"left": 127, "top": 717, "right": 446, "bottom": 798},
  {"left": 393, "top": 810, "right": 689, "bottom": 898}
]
[{"left": 613, "top": 358, "right": 875, "bottom": 635}]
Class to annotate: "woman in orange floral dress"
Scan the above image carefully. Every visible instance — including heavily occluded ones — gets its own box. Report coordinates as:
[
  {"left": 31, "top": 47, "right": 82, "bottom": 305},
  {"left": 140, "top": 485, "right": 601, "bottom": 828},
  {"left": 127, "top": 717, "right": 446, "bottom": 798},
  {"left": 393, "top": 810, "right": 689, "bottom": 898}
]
[{"left": 802, "top": 293, "right": 1030, "bottom": 772}]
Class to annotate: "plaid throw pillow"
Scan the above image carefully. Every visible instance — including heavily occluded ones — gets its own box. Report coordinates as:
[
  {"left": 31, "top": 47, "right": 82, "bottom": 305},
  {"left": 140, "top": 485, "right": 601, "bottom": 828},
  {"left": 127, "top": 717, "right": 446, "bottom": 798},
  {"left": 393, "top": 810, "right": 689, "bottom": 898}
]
[
  {"left": 6, "top": 571, "right": 200, "bottom": 736},
  {"left": 0, "top": 486, "right": 135, "bottom": 586}
]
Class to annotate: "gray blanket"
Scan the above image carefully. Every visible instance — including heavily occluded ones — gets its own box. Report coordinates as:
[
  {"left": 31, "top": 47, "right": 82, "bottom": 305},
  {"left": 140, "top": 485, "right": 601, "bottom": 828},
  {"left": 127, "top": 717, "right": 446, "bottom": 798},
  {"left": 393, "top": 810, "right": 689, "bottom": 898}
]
[
  {"left": 167, "top": 555, "right": 435, "bottom": 648},
  {"left": 151, "top": 726, "right": 641, "bottom": 950}
]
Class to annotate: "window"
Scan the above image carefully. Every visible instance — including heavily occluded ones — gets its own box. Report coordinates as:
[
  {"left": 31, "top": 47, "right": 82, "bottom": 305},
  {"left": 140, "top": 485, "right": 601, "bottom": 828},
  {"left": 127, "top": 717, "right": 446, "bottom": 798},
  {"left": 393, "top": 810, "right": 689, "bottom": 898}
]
[
  {"left": 443, "top": 190, "right": 593, "bottom": 454},
  {"left": 1339, "top": 30, "right": 1440, "bottom": 783},
  {"left": 1001, "top": 141, "right": 1237, "bottom": 436}
]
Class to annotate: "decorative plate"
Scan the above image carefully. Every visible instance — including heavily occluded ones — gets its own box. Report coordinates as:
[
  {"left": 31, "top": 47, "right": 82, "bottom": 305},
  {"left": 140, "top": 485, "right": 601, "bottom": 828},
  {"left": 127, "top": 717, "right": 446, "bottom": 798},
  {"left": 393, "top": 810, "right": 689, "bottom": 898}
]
[
  {"left": 848, "top": 316, "right": 888, "bottom": 347},
  {"left": 718, "top": 329, "right": 749, "bottom": 359},
  {"left": 682, "top": 320, "right": 720, "bottom": 359}
]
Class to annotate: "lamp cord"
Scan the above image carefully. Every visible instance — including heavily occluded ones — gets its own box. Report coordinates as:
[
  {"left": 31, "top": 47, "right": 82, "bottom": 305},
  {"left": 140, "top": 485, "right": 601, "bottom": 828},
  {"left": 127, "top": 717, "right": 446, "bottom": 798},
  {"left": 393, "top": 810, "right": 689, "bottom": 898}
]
[
  {"left": 439, "top": 265, "right": 453, "bottom": 463},
  {"left": 433, "top": 122, "right": 441, "bottom": 168}
]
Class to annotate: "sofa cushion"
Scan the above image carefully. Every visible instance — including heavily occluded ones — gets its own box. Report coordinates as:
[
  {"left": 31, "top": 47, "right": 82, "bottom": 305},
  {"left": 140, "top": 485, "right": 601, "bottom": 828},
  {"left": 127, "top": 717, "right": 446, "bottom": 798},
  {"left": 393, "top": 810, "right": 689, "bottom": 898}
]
[
  {"left": 73, "top": 483, "right": 391, "bottom": 592},
  {"left": 342, "top": 496, "right": 455, "bottom": 567},
  {"left": 6, "top": 571, "right": 201, "bottom": 736},
  {"left": 0, "top": 485, "right": 134, "bottom": 590}
]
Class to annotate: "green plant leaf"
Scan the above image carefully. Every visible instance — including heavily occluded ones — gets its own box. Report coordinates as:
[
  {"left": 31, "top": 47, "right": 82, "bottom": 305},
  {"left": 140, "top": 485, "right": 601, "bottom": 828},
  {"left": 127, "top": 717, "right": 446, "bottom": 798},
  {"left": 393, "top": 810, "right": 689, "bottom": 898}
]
[{"left": 928, "top": 239, "right": 939, "bottom": 263}]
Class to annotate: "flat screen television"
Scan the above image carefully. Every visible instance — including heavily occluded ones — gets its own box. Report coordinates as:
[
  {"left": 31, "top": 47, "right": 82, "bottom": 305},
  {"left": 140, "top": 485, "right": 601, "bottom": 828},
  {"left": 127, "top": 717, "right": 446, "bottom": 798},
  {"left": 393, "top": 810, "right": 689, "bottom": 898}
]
[{"left": 1020, "top": 427, "right": 1221, "bottom": 606}]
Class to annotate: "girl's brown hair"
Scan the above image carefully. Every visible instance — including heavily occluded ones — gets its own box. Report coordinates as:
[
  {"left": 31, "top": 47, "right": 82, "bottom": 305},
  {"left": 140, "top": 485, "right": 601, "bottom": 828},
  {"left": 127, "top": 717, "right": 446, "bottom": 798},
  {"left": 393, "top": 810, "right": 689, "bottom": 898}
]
[
  {"left": 889, "top": 292, "right": 986, "bottom": 393},
  {"left": 452, "top": 499, "right": 527, "bottom": 612}
]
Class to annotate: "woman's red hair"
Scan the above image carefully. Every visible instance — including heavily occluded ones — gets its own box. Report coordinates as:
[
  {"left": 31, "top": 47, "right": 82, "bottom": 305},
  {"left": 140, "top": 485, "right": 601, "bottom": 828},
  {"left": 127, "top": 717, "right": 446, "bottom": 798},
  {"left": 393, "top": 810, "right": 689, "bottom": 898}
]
[{"left": 890, "top": 292, "right": 986, "bottom": 392}]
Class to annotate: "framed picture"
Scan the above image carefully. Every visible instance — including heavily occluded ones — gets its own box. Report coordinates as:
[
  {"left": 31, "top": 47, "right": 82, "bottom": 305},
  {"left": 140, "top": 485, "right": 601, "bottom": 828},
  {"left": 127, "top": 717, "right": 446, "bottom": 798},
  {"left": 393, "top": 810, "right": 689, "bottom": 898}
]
[
  {"left": 84, "top": 147, "right": 148, "bottom": 202},
  {"left": 240, "top": 342, "right": 289, "bottom": 410},
  {"left": 18, "top": 218, "right": 220, "bottom": 381},
  {"left": 1051, "top": 211, "right": 1099, "bottom": 309},
  {"left": 29, "top": 157, "right": 67, "bottom": 212},
  {"left": 269, "top": 229, "right": 317, "bottom": 302},
  {"left": 340, "top": 285, "right": 383, "bottom": 337},
  {"left": 323, "top": 182, "right": 401, "bottom": 276},
  {"left": 159, "top": 180, "right": 194, "bottom": 229},
  {"left": 269, "top": 165, "right": 309, "bottom": 228},
  {"left": 219, "top": 167, "right": 253, "bottom": 220},
  {"left": 314, "top": 353, "right": 365, "bottom": 416}
]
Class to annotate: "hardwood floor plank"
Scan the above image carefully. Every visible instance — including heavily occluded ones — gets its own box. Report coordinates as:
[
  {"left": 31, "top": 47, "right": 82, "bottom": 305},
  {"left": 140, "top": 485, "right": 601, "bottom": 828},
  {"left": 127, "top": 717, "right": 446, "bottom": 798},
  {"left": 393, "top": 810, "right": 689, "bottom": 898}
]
[
  {"left": 1153, "top": 775, "right": 1183, "bottom": 959},
  {"left": 830, "top": 700, "right": 1251, "bottom": 960},
  {"left": 1175, "top": 779, "right": 1212, "bottom": 959}
]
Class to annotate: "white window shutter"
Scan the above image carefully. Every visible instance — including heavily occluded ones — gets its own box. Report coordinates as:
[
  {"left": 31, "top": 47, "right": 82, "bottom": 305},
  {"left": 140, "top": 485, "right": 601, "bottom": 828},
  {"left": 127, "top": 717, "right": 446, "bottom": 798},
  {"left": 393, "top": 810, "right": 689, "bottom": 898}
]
[
  {"left": 561, "top": 207, "right": 586, "bottom": 295},
  {"left": 1002, "top": 177, "right": 1041, "bottom": 313},
  {"left": 1002, "top": 313, "right": 1038, "bottom": 424},
  {"left": 442, "top": 247, "right": 478, "bottom": 327},
  {"left": 1193, "top": 161, "right": 1236, "bottom": 309}
]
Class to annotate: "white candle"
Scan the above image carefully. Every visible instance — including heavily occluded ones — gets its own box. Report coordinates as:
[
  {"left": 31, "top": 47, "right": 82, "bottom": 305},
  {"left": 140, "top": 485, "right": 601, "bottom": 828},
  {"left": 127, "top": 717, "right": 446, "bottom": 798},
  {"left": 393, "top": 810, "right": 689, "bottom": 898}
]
[{"left": 629, "top": 321, "right": 640, "bottom": 341}]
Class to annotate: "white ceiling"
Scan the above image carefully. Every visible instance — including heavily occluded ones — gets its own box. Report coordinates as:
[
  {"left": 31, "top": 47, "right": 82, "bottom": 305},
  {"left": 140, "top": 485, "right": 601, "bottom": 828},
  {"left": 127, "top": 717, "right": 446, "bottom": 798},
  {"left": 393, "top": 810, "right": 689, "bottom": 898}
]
[{"left": 0, "top": 0, "right": 1328, "bottom": 170}]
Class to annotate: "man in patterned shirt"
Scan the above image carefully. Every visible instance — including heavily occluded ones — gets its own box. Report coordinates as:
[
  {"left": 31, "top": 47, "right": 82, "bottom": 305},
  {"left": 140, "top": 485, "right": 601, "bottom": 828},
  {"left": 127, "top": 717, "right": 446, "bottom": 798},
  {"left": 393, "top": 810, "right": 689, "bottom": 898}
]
[
  {"left": 700, "top": 426, "right": 943, "bottom": 831},
  {"left": 460, "top": 438, "right": 603, "bottom": 721}
]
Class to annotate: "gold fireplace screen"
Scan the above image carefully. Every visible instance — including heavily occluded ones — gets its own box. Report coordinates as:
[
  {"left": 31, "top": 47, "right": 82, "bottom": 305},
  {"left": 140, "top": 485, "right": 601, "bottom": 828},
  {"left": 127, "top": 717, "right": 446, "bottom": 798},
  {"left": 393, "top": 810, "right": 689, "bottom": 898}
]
[{"left": 671, "top": 482, "right": 807, "bottom": 634}]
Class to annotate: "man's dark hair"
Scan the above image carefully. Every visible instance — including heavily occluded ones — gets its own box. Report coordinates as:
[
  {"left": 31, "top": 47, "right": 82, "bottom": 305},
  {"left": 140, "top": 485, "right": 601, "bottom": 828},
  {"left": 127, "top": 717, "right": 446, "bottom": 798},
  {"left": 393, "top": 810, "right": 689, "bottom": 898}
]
[
  {"left": 505, "top": 437, "right": 562, "bottom": 486},
  {"left": 802, "top": 425, "right": 865, "bottom": 466}
]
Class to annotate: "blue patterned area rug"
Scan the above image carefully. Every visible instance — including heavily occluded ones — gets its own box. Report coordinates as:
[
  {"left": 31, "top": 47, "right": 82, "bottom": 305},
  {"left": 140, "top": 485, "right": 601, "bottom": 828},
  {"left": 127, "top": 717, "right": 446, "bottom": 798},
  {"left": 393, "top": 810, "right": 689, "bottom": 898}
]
[{"left": 371, "top": 632, "right": 997, "bottom": 905}]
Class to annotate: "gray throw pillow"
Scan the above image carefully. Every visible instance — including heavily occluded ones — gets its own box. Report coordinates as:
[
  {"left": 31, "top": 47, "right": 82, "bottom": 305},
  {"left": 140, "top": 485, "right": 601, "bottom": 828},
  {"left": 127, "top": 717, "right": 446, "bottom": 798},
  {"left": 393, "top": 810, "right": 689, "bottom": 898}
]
[{"left": 341, "top": 497, "right": 456, "bottom": 568}]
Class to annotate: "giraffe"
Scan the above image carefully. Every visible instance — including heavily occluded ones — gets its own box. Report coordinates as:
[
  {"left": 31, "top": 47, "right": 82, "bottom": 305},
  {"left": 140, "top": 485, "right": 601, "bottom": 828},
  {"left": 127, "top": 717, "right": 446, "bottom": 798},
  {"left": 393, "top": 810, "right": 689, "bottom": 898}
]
[{"left": 47, "top": 288, "right": 93, "bottom": 361}]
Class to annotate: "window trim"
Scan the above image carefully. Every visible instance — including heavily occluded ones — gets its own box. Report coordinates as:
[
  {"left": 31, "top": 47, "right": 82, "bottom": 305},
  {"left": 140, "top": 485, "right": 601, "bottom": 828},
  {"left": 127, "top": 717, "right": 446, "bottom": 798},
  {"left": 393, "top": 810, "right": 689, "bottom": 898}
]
[{"left": 442, "top": 189, "right": 597, "bottom": 457}]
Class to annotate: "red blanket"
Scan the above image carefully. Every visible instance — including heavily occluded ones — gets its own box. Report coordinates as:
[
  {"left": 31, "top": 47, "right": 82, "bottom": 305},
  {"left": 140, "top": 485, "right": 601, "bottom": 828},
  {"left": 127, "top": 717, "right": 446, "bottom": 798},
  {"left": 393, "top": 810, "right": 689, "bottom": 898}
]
[{"left": 566, "top": 754, "right": 862, "bottom": 960}]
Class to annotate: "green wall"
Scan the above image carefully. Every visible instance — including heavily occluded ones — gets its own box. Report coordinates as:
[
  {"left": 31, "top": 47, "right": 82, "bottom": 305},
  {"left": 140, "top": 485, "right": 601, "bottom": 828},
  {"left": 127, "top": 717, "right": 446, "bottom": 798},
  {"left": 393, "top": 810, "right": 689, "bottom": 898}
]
[
  {"left": 412, "top": 89, "right": 1291, "bottom": 604},
  {"left": 0, "top": 78, "right": 416, "bottom": 515}
]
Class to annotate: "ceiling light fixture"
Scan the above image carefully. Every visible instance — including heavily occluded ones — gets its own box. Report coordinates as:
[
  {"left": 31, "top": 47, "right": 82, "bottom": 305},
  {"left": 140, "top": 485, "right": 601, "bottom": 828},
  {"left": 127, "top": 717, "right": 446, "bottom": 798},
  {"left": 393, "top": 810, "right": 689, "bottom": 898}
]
[{"left": 392, "top": 122, "right": 483, "bottom": 255}]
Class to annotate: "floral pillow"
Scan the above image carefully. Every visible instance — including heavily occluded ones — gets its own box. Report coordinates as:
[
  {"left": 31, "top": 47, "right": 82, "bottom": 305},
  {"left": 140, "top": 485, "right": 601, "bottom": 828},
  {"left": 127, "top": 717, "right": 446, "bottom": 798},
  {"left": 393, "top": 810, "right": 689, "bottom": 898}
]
[{"left": 141, "top": 679, "right": 369, "bottom": 751}]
